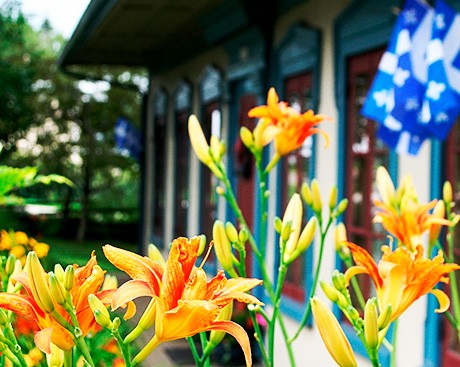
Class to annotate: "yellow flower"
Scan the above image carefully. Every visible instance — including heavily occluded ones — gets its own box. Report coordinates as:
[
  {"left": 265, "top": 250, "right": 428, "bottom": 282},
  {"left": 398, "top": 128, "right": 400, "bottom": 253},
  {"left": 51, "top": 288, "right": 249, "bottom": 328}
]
[
  {"left": 103, "top": 237, "right": 263, "bottom": 366},
  {"left": 345, "top": 242, "right": 460, "bottom": 322},
  {"left": 0, "top": 252, "right": 114, "bottom": 354},
  {"left": 33, "top": 243, "right": 50, "bottom": 258},
  {"left": 311, "top": 296, "right": 357, "bottom": 367},
  {"left": 374, "top": 166, "right": 451, "bottom": 251},
  {"left": 248, "top": 87, "right": 330, "bottom": 157},
  {"left": 0, "top": 230, "right": 12, "bottom": 251},
  {"left": 10, "top": 245, "right": 26, "bottom": 259},
  {"left": 15, "top": 231, "right": 29, "bottom": 246}
]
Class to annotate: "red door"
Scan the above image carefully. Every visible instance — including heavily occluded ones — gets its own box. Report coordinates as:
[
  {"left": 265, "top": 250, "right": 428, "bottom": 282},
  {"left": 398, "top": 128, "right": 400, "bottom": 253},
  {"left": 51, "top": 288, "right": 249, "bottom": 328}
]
[
  {"left": 281, "top": 72, "right": 314, "bottom": 302},
  {"left": 234, "top": 94, "right": 256, "bottom": 275},
  {"left": 345, "top": 48, "right": 389, "bottom": 308}
]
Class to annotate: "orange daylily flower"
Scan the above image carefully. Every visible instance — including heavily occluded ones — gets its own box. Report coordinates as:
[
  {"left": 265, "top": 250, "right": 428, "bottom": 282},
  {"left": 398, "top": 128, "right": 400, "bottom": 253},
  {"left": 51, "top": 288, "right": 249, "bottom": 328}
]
[
  {"left": 103, "top": 237, "right": 263, "bottom": 366},
  {"left": 0, "top": 253, "right": 114, "bottom": 354},
  {"left": 248, "top": 87, "right": 330, "bottom": 156},
  {"left": 373, "top": 166, "right": 451, "bottom": 251},
  {"left": 345, "top": 242, "right": 460, "bottom": 322}
]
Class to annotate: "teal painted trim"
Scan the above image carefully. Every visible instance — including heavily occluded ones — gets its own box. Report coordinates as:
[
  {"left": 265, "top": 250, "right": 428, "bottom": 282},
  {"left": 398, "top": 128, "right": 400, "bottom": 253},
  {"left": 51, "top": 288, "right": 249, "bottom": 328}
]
[{"left": 423, "top": 139, "right": 443, "bottom": 367}]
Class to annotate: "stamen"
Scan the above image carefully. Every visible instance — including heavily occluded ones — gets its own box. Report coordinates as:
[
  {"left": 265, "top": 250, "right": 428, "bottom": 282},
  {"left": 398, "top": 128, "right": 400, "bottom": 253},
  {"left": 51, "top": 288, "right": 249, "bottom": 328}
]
[
  {"left": 199, "top": 240, "right": 214, "bottom": 269},
  {"left": 386, "top": 235, "right": 394, "bottom": 250}
]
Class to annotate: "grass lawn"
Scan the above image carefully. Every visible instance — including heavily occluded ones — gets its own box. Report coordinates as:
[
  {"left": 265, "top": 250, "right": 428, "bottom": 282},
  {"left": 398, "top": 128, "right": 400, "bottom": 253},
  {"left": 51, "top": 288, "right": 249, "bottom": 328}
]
[{"left": 42, "top": 235, "right": 140, "bottom": 273}]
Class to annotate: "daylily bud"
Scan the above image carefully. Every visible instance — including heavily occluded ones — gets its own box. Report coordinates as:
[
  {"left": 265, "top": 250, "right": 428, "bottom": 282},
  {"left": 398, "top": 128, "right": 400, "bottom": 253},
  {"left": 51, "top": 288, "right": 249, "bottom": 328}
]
[
  {"left": 63, "top": 265, "right": 75, "bottom": 291},
  {"left": 281, "top": 194, "right": 303, "bottom": 261},
  {"left": 311, "top": 296, "right": 357, "bottom": 367},
  {"left": 125, "top": 299, "right": 156, "bottom": 343},
  {"left": 376, "top": 166, "right": 395, "bottom": 205},
  {"left": 332, "top": 270, "right": 347, "bottom": 292},
  {"left": 0, "top": 309, "right": 8, "bottom": 326},
  {"left": 225, "top": 222, "right": 239, "bottom": 243},
  {"left": 429, "top": 200, "right": 446, "bottom": 247},
  {"left": 210, "top": 135, "right": 223, "bottom": 162},
  {"left": 148, "top": 244, "right": 166, "bottom": 264},
  {"left": 4, "top": 254, "right": 16, "bottom": 277},
  {"left": 443, "top": 181, "right": 453, "bottom": 204},
  {"left": 364, "top": 299, "right": 379, "bottom": 350},
  {"left": 213, "top": 220, "right": 237, "bottom": 277},
  {"left": 209, "top": 302, "right": 233, "bottom": 347},
  {"left": 377, "top": 304, "right": 392, "bottom": 330},
  {"left": 285, "top": 216, "right": 317, "bottom": 264},
  {"left": 194, "top": 235, "right": 206, "bottom": 257},
  {"left": 47, "top": 343, "right": 64, "bottom": 367},
  {"left": 188, "top": 114, "right": 212, "bottom": 165},
  {"left": 311, "top": 179, "right": 322, "bottom": 213},
  {"left": 240, "top": 126, "right": 254, "bottom": 148},
  {"left": 54, "top": 264, "right": 65, "bottom": 282},
  {"left": 238, "top": 227, "right": 249, "bottom": 244},
  {"left": 216, "top": 186, "right": 225, "bottom": 196},
  {"left": 336, "top": 198, "right": 348, "bottom": 216},
  {"left": 301, "top": 182, "right": 313, "bottom": 207},
  {"left": 329, "top": 185, "right": 338, "bottom": 210},
  {"left": 26, "top": 252, "right": 55, "bottom": 314},
  {"left": 347, "top": 306, "right": 361, "bottom": 323},
  {"left": 334, "top": 223, "right": 350, "bottom": 257},
  {"left": 274, "top": 216, "right": 283, "bottom": 233},
  {"left": 320, "top": 281, "right": 347, "bottom": 308},
  {"left": 49, "top": 272, "right": 67, "bottom": 306},
  {"left": 102, "top": 274, "right": 118, "bottom": 290},
  {"left": 88, "top": 294, "right": 113, "bottom": 329}
]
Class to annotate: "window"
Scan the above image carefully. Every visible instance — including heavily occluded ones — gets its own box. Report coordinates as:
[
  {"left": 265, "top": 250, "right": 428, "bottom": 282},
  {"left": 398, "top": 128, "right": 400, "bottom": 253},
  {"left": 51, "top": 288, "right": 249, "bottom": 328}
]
[
  {"left": 281, "top": 72, "right": 314, "bottom": 303},
  {"left": 441, "top": 121, "right": 460, "bottom": 366},
  {"left": 345, "top": 49, "right": 390, "bottom": 308}
]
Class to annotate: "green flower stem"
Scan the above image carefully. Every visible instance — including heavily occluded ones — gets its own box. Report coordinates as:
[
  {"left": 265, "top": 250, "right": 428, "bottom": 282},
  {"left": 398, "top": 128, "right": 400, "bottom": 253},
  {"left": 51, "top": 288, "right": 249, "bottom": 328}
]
[
  {"left": 112, "top": 329, "right": 131, "bottom": 367},
  {"left": 389, "top": 319, "right": 398, "bottom": 367},
  {"left": 1, "top": 324, "right": 28, "bottom": 367},
  {"left": 199, "top": 332, "right": 211, "bottom": 367},
  {"left": 186, "top": 337, "right": 202, "bottom": 367},
  {"left": 56, "top": 307, "right": 95, "bottom": 367},
  {"left": 289, "top": 215, "right": 333, "bottom": 344},
  {"left": 248, "top": 309, "right": 270, "bottom": 367},
  {"left": 218, "top": 158, "right": 296, "bottom": 365},
  {"left": 64, "top": 350, "right": 73, "bottom": 367}
]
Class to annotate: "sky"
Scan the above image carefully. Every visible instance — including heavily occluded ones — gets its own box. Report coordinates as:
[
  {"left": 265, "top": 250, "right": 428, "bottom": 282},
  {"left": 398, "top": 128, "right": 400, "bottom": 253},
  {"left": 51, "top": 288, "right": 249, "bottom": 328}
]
[{"left": 18, "top": 0, "right": 91, "bottom": 39}]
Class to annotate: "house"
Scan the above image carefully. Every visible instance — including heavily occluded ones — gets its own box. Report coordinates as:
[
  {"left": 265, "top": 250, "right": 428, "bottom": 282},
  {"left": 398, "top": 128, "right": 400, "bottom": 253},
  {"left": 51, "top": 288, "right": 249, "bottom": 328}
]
[{"left": 59, "top": 0, "right": 460, "bottom": 365}]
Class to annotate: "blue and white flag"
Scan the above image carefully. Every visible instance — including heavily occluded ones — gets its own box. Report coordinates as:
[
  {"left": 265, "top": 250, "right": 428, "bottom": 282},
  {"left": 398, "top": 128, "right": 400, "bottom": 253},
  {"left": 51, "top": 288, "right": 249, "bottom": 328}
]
[
  {"left": 421, "top": 0, "right": 460, "bottom": 140},
  {"left": 114, "top": 117, "right": 142, "bottom": 160},
  {"left": 361, "top": 0, "right": 434, "bottom": 155}
]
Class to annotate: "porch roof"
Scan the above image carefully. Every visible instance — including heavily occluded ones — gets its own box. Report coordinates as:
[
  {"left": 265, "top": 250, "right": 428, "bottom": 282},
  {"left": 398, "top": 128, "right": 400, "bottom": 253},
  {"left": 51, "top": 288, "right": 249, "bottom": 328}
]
[{"left": 58, "top": 0, "right": 300, "bottom": 73}]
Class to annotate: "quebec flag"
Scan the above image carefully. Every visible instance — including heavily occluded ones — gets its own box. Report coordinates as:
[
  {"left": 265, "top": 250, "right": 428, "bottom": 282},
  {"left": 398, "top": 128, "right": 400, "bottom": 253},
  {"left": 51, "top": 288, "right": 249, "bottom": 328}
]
[
  {"left": 361, "top": 0, "right": 434, "bottom": 155},
  {"left": 421, "top": 0, "right": 460, "bottom": 140},
  {"left": 114, "top": 117, "right": 142, "bottom": 160}
]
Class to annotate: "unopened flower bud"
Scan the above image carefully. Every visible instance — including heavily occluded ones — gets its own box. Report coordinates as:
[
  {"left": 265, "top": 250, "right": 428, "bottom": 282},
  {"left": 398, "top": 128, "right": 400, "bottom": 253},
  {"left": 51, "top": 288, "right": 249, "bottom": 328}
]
[
  {"left": 54, "top": 264, "right": 65, "bottom": 282},
  {"left": 336, "top": 198, "right": 348, "bottom": 216},
  {"left": 216, "top": 186, "right": 225, "bottom": 196},
  {"left": 63, "top": 265, "right": 75, "bottom": 291},
  {"left": 311, "top": 179, "right": 322, "bottom": 213},
  {"left": 364, "top": 299, "right": 379, "bottom": 350},
  {"left": 238, "top": 227, "right": 249, "bottom": 244},
  {"left": 26, "top": 252, "right": 55, "bottom": 314},
  {"left": 332, "top": 270, "right": 347, "bottom": 292},
  {"left": 274, "top": 217, "right": 283, "bottom": 233},
  {"left": 0, "top": 309, "right": 8, "bottom": 325},
  {"left": 5, "top": 254, "right": 16, "bottom": 277},
  {"left": 443, "top": 181, "right": 453, "bottom": 204},
  {"left": 225, "top": 222, "right": 239, "bottom": 243},
  {"left": 301, "top": 182, "right": 313, "bottom": 207},
  {"left": 49, "top": 272, "right": 67, "bottom": 306},
  {"left": 148, "top": 243, "right": 165, "bottom": 264},
  {"left": 329, "top": 185, "right": 338, "bottom": 210},
  {"left": 210, "top": 135, "right": 223, "bottom": 162},
  {"left": 347, "top": 306, "right": 361, "bottom": 323},
  {"left": 311, "top": 297, "right": 357, "bottom": 367},
  {"left": 209, "top": 302, "right": 233, "bottom": 347},
  {"left": 88, "top": 294, "right": 112, "bottom": 329},
  {"left": 213, "top": 221, "right": 237, "bottom": 277},
  {"left": 377, "top": 304, "right": 392, "bottom": 330},
  {"left": 285, "top": 216, "right": 317, "bottom": 264},
  {"left": 240, "top": 127, "right": 254, "bottom": 148},
  {"left": 189, "top": 115, "right": 212, "bottom": 165},
  {"left": 197, "top": 235, "right": 207, "bottom": 257}
]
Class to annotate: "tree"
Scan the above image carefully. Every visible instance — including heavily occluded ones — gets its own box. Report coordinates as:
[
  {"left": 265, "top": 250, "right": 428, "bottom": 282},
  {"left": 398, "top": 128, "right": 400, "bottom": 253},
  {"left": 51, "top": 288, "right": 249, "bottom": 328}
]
[{"left": 1, "top": 5, "right": 145, "bottom": 241}]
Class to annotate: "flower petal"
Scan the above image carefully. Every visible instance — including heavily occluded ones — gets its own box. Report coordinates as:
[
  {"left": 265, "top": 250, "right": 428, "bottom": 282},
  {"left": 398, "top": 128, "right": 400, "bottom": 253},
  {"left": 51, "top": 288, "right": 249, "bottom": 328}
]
[
  {"left": 431, "top": 288, "right": 450, "bottom": 313},
  {"left": 111, "top": 279, "right": 156, "bottom": 310}
]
